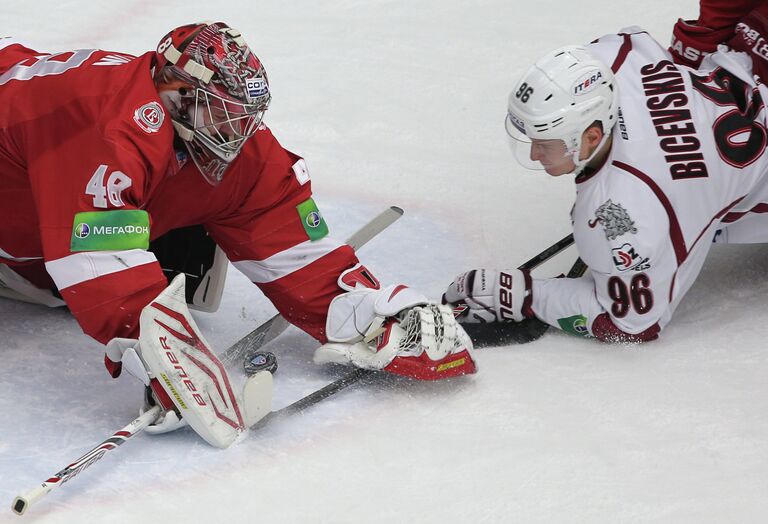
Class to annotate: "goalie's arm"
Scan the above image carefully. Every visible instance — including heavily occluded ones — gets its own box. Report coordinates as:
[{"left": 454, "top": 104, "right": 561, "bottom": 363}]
[
  {"left": 205, "top": 147, "right": 361, "bottom": 343},
  {"left": 27, "top": 109, "right": 181, "bottom": 350},
  {"left": 208, "top": 202, "right": 360, "bottom": 343}
]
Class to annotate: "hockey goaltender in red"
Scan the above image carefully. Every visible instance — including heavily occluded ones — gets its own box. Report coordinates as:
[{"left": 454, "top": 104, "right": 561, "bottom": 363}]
[{"left": 0, "top": 22, "right": 476, "bottom": 449}]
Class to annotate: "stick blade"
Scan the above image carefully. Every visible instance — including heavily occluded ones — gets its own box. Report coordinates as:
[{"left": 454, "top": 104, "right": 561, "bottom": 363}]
[
  {"left": 243, "top": 370, "right": 273, "bottom": 427},
  {"left": 462, "top": 318, "right": 549, "bottom": 347}
]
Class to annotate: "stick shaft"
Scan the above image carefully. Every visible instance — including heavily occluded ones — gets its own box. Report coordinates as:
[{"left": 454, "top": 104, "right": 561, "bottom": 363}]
[
  {"left": 250, "top": 233, "right": 580, "bottom": 428},
  {"left": 12, "top": 406, "right": 162, "bottom": 516},
  {"left": 518, "top": 233, "right": 574, "bottom": 271},
  {"left": 220, "top": 206, "right": 404, "bottom": 368}
]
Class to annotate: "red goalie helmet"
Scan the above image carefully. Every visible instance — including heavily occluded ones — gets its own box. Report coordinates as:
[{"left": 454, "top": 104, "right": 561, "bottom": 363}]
[{"left": 155, "top": 22, "right": 271, "bottom": 184}]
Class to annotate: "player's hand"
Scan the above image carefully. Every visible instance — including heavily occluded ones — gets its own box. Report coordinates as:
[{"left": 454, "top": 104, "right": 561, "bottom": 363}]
[
  {"left": 443, "top": 268, "right": 532, "bottom": 323},
  {"left": 317, "top": 274, "right": 477, "bottom": 380},
  {"left": 105, "top": 337, "right": 187, "bottom": 434},
  {"left": 669, "top": 18, "right": 733, "bottom": 68},
  {"left": 315, "top": 302, "right": 477, "bottom": 380}
]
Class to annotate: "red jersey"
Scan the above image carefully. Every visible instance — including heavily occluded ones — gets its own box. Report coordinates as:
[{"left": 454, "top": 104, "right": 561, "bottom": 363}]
[{"left": 0, "top": 40, "right": 358, "bottom": 344}]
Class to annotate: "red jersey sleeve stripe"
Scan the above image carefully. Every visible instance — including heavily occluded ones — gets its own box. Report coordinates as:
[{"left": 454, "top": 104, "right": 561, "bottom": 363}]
[
  {"left": 611, "top": 33, "right": 633, "bottom": 73},
  {"left": 613, "top": 160, "right": 687, "bottom": 266},
  {"left": 722, "top": 202, "right": 768, "bottom": 223}
]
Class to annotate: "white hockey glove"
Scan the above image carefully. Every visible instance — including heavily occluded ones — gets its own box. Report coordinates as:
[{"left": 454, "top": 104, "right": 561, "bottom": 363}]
[
  {"left": 443, "top": 268, "right": 533, "bottom": 323},
  {"left": 105, "top": 337, "right": 189, "bottom": 435},
  {"left": 105, "top": 274, "right": 273, "bottom": 448},
  {"left": 314, "top": 265, "right": 477, "bottom": 380}
]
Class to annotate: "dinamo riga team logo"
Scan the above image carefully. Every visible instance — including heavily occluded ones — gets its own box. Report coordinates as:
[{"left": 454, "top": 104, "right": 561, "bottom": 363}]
[
  {"left": 74, "top": 223, "right": 90, "bottom": 239},
  {"left": 306, "top": 211, "right": 322, "bottom": 228},
  {"left": 590, "top": 199, "right": 637, "bottom": 240}
]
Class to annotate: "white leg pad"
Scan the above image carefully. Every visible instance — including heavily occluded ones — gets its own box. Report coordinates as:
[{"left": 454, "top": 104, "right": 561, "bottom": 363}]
[{"left": 139, "top": 274, "right": 255, "bottom": 448}]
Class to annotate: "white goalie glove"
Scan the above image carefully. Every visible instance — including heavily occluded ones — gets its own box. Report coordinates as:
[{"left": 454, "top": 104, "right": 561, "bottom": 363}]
[
  {"left": 105, "top": 274, "right": 273, "bottom": 448},
  {"left": 443, "top": 268, "right": 533, "bottom": 323},
  {"left": 314, "top": 265, "right": 477, "bottom": 380}
]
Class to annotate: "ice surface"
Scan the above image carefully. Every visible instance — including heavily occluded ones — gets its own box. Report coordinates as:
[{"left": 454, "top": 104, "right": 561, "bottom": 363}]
[{"left": 4, "top": 1, "right": 768, "bottom": 522}]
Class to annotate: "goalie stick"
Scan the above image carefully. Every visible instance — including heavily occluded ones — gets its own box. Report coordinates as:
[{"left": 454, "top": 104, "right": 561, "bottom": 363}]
[
  {"left": 11, "top": 406, "right": 162, "bottom": 516},
  {"left": 219, "top": 205, "right": 404, "bottom": 369},
  {"left": 11, "top": 207, "right": 403, "bottom": 515},
  {"left": 249, "top": 233, "right": 583, "bottom": 419},
  {"left": 10, "top": 230, "right": 576, "bottom": 515}
]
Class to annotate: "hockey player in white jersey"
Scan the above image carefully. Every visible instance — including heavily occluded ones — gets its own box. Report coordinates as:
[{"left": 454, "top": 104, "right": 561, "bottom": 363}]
[{"left": 444, "top": 28, "right": 768, "bottom": 342}]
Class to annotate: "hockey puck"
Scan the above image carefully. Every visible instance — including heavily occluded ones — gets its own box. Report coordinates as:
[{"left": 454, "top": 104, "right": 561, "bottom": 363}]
[{"left": 244, "top": 351, "right": 278, "bottom": 376}]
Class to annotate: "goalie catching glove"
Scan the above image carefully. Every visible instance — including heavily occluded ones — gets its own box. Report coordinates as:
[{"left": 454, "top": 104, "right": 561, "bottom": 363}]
[
  {"left": 314, "top": 264, "right": 477, "bottom": 380},
  {"left": 443, "top": 268, "right": 533, "bottom": 323},
  {"left": 105, "top": 274, "right": 272, "bottom": 448}
]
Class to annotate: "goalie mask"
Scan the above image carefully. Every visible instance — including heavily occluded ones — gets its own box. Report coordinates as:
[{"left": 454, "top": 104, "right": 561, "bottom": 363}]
[
  {"left": 505, "top": 45, "right": 618, "bottom": 176},
  {"left": 155, "top": 22, "right": 271, "bottom": 185}
]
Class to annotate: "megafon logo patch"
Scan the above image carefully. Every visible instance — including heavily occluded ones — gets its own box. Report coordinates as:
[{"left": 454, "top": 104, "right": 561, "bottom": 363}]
[
  {"left": 74, "top": 223, "right": 90, "bottom": 239},
  {"left": 296, "top": 198, "right": 329, "bottom": 241},
  {"left": 557, "top": 314, "right": 590, "bottom": 337},
  {"left": 306, "top": 211, "right": 322, "bottom": 228},
  {"left": 133, "top": 102, "right": 164, "bottom": 133},
  {"left": 571, "top": 316, "right": 588, "bottom": 334},
  {"left": 572, "top": 70, "right": 603, "bottom": 96},
  {"left": 70, "top": 210, "right": 150, "bottom": 252}
]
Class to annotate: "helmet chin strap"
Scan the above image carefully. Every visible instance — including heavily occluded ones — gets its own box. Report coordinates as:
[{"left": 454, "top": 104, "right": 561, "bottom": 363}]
[
  {"left": 569, "top": 128, "right": 613, "bottom": 175},
  {"left": 158, "top": 89, "right": 196, "bottom": 141}
]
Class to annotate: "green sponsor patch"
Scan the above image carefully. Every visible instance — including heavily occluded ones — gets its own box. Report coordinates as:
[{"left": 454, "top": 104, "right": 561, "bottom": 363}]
[
  {"left": 296, "top": 198, "right": 328, "bottom": 241},
  {"left": 70, "top": 210, "right": 150, "bottom": 252},
  {"left": 557, "top": 314, "right": 591, "bottom": 338}
]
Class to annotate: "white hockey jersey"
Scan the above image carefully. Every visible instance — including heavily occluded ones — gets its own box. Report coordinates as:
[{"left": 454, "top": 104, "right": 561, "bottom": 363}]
[{"left": 531, "top": 28, "right": 768, "bottom": 341}]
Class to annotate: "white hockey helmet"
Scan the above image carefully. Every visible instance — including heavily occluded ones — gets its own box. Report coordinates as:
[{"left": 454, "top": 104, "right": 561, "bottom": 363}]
[{"left": 505, "top": 45, "right": 619, "bottom": 174}]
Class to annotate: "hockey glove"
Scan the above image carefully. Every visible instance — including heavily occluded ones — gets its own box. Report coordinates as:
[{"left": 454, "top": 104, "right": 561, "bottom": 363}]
[
  {"left": 669, "top": 19, "right": 733, "bottom": 68},
  {"left": 105, "top": 337, "right": 188, "bottom": 434},
  {"left": 443, "top": 268, "right": 533, "bottom": 323},
  {"left": 314, "top": 265, "right": 476, "bottom": 380}
]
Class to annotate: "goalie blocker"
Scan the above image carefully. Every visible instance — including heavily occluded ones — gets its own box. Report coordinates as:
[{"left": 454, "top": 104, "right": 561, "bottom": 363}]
[{"left": 106, "top": 274, "right": 272, "bottom": 448}]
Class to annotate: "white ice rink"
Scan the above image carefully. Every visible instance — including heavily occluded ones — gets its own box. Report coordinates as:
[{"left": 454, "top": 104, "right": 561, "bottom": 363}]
[{"left": 3, "top": 1, "right": 768, "bottom": 522}]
